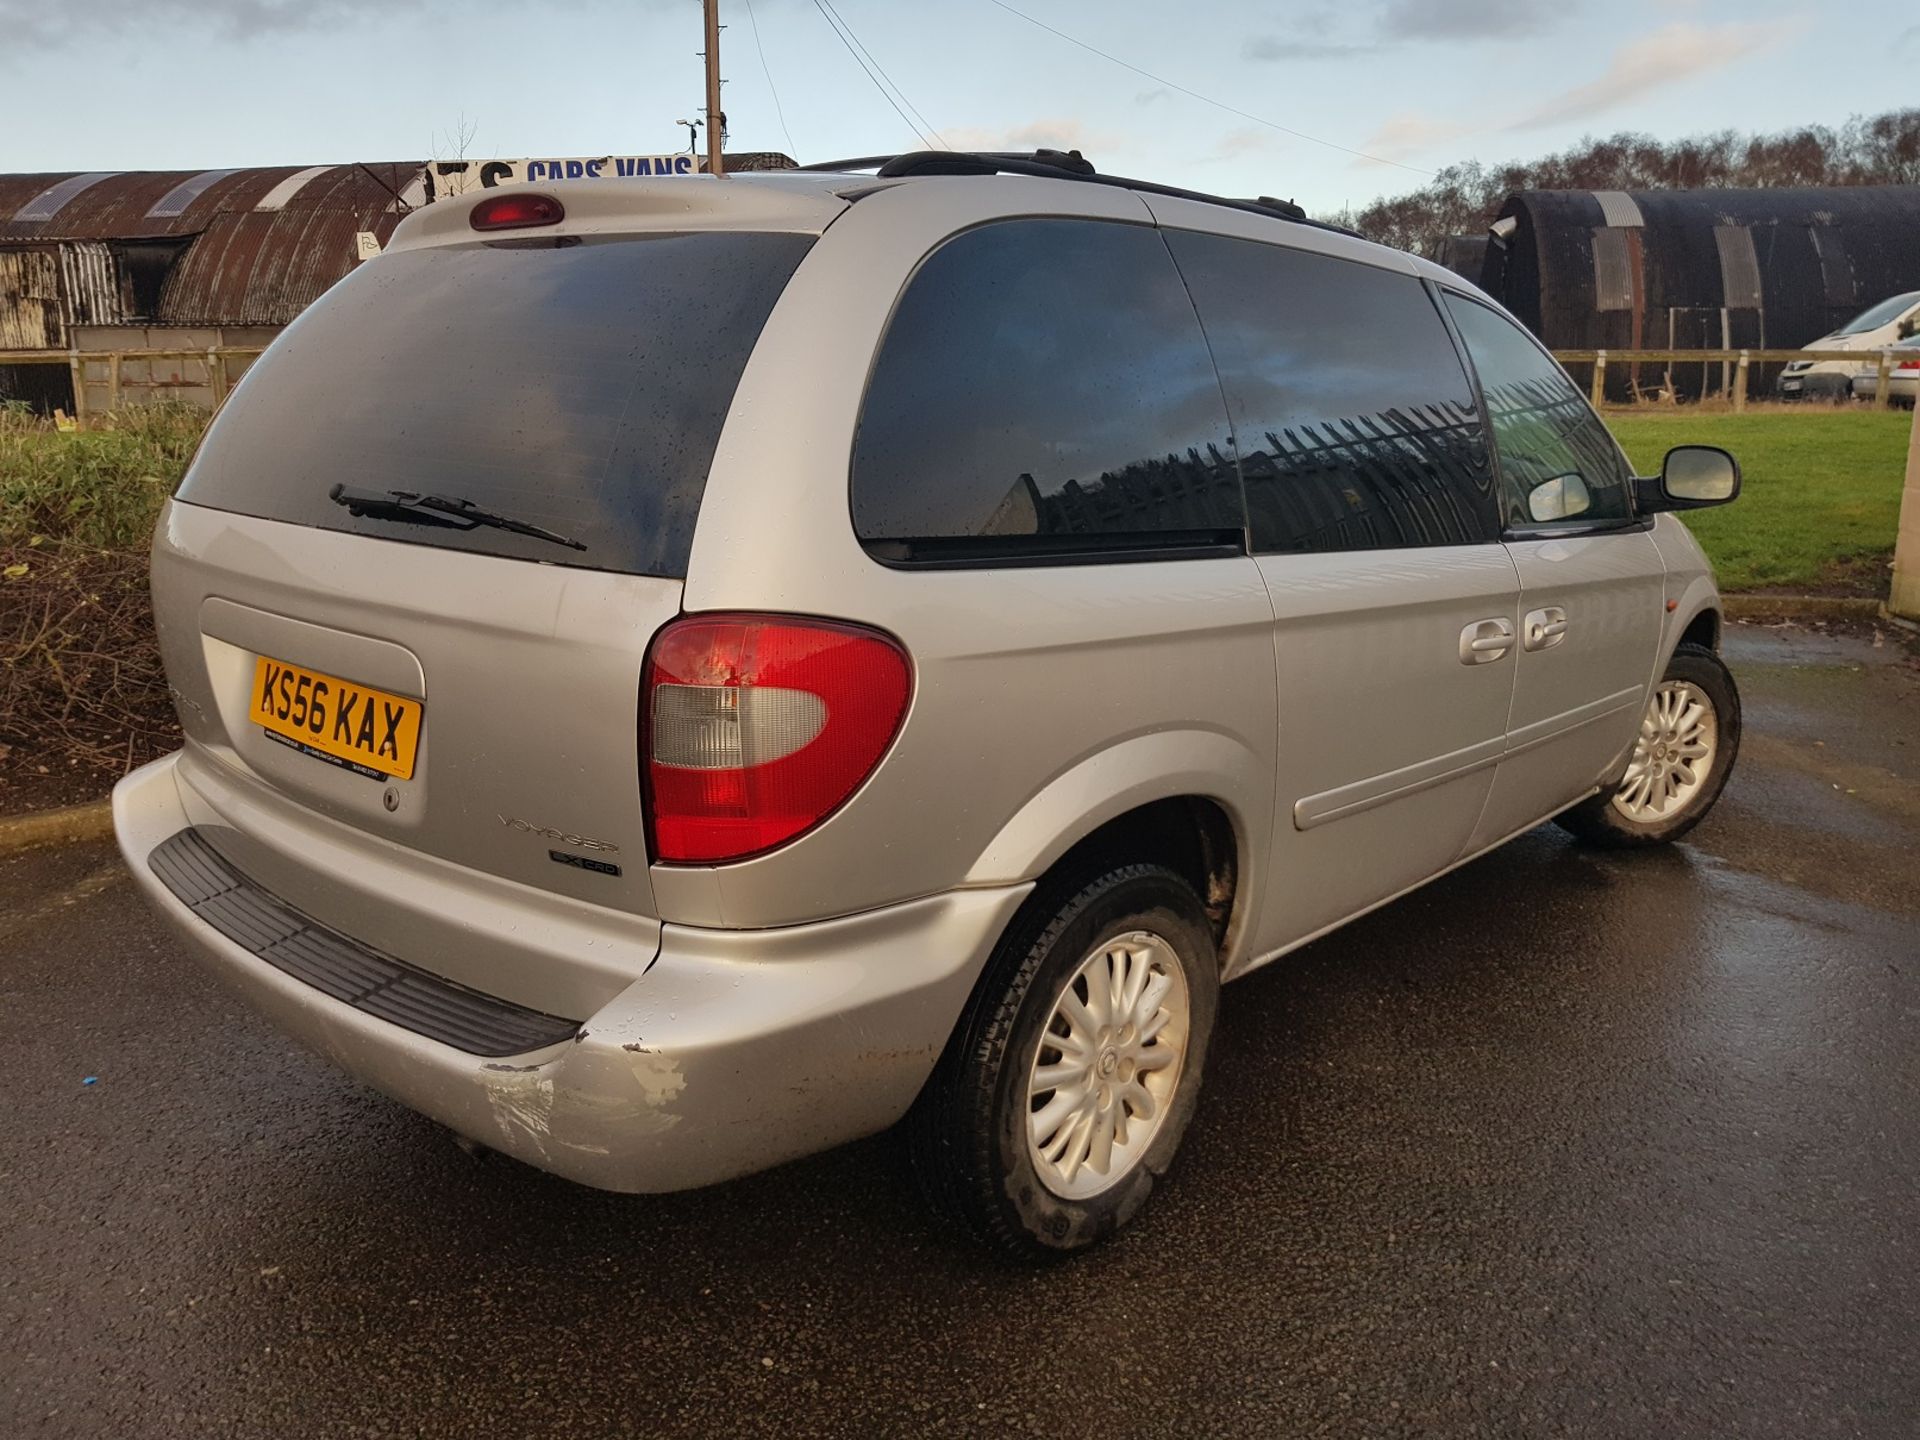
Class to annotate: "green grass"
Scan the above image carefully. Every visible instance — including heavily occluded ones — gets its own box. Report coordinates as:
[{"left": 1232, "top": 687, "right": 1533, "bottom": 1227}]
[
  {"left": 1605, "top": 408, "right": 1914, "bottom": 594},
  {"left": 0, "top": 400, "right": 1911, "bottom": 595},
  {"left": 0, "top": 403, "right": 204, "bottom": 551}
]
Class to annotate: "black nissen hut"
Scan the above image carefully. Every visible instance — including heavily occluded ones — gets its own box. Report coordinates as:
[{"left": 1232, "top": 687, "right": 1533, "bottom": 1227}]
[
  {"left": 1435, "top": 233, "right": 1490, "bottom": 285},
  {"left": 1477, "top": 185, "right": 1920, "bottom": 397}
]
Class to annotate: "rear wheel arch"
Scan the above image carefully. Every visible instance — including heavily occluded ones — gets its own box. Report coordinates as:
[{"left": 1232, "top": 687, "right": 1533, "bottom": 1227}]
[
  {"left": 1036, "top": 796, "right": 1240, "bottom": 955},
  {"left": 962, "top": 731, "right": 1265, "bottom": 955},
  {"left": 971, "top": 773, "right": 1252, "bottom": 967}
]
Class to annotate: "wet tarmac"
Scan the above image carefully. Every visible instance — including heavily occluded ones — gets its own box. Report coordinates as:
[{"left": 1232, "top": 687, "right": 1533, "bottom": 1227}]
[{"left": 3, "top": 620, "right": 1917, "bottom": 1437}]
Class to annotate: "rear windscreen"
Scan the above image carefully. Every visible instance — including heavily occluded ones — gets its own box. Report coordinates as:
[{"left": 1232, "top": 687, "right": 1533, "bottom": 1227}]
[{"left": 176, "top": 231, "right": 815, "bottom": 577}]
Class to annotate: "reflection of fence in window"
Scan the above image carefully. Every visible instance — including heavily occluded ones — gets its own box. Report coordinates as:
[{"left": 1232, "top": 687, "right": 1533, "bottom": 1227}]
[
  {"left": 1239, "top": 400, "right": 1492, "bottom": 552},
  {"left": 1043, "top": 444, "right": 1243, "bottom": 536},
  {"left": 1481, "top": 377, "right": 1629, "bottom": 521}
]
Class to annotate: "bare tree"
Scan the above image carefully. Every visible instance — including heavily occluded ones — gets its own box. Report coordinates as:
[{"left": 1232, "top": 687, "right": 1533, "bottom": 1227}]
[
  {"left": 422, "top": 113, "right": 482, "bottom": 204},
  {"left": 1322, "top": 109, "right": 1920, "bottom": 256}
]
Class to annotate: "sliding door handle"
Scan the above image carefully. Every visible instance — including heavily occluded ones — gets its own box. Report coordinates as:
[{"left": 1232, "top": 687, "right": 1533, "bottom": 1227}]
[{"left": 1459, "top": 617, "right": 1515, "bottom": 665}]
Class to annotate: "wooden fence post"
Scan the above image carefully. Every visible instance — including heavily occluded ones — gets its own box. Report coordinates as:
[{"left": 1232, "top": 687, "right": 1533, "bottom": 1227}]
[
  {"left": 1590, "top": 351, "right": 1607, "bottom": 408},
  {"left": 66, "top": 352, "right": 86, "bottom": 426},
  {"left": 1873, "top": 350, "right": 1893, "bottom": 411},
  {"left": 1891, "top": 399, "right": 1920, "bottom": 621},
  {"left": 1734, "top": 350, "right": 1749, "bottom": 413}
]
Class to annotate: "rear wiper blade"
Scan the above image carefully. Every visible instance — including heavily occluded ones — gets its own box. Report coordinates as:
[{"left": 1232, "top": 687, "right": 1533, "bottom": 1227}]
[{"left": 328, "top": 484, "right": 586, "bottom": 552}]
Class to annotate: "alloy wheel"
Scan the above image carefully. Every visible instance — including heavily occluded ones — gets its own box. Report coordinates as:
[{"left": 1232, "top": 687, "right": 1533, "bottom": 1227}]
[
  {"left": 1612, "top": 679, "right": 1718, "bottom": 823},
  {"left": 1025, "top": 930, "right": 1190, "bottom": 1201}
]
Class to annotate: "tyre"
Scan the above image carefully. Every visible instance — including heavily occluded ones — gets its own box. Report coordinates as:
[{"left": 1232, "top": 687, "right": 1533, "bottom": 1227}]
[
  {"left": 909, "top": 862, "right": 1220, "bottom": 1259},
  {"left": 1556, "top": 641, "right": 1740, "bottom": 848}
]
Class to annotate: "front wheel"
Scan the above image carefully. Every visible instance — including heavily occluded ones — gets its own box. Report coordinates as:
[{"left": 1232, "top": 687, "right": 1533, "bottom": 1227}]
[
  {"left": 1556, "top": 641, "right": 1741, "bottom": 848},
  {"left": 909, "top": 862, "right": 1219, "bottom": 1259}
]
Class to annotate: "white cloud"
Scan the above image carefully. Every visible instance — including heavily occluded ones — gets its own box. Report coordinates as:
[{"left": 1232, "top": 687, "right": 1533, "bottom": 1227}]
[
  {"left": 941, "top": 119, "right": 1126, "bottom": 156},
  {"left": 1350, "top": 18, "right": 1801, "bottom": 164},
  {"left": 1511, "top": 19, "right": 1802, "bottom": 129},
  {"left": 1357, "top": 111, "right": 1476, "bottom": 164},
  {"left": 1204, "top": 127, "right": 1282, "bottom": 165}
]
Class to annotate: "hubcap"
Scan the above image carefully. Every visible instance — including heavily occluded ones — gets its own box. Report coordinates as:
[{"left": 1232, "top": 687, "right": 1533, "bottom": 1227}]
[
  {"left": 1025, "top": 930, "right": 1190, "bottom": 1200},
  {"left": 1613, "top": 679, "right": 1717, "bottom": 823}
]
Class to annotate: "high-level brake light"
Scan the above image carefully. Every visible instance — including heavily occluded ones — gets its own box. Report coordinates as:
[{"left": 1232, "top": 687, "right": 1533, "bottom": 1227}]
[{"left": 468, "top": 193, "right": 565, "bottom": 231}]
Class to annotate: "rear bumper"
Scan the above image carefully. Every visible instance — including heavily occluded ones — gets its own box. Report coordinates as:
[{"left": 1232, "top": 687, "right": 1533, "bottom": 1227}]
[{"left": 114, "top": 753, "right": 1031, "bottom": 1192}]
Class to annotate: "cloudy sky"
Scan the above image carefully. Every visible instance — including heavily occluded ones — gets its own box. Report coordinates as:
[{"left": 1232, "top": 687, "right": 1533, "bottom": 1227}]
[{"left": 3, "top": 0, "right": 1914, "bottom": 212}]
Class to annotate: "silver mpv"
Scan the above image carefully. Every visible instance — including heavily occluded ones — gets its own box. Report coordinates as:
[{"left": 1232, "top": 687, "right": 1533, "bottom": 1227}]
[{"left": 116, "top": 152, "right": 1742, "bottom": 1256}]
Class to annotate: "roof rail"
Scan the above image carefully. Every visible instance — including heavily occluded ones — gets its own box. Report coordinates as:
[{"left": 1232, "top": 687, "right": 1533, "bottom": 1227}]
[{"left": 796, "top": 150, "right": 1356, "bottom": 238}]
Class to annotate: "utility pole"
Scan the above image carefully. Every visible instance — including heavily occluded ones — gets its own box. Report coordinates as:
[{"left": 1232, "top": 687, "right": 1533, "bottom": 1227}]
[{"left": 702, "top": 0, "right": 726, "bottom": 178}]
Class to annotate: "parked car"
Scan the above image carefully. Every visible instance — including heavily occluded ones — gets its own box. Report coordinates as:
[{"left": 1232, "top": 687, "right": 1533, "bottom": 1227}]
[
  {"left": 114, "top": 153, "right": 1742, "bottom": 1257},
  {"left": 1849, "top": 334, "right": 1920, "bottom": 407},
  {"left": 1775, "top": 289, "right": 1920, "bottom": 399}
]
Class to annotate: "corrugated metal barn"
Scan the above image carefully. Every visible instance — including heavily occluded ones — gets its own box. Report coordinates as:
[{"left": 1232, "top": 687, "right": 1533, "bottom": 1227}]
[
  {"left": 0, "top": 163, "right": 423, "bottom": 412},
  {"left": 1476, "top": 184, "right": 1920, "bottom": 397},
  {"left": 0, "top": 155, "right": 792, "bottom": 414},
  {"left": 1435, "top": 234, "right": 1490, "bottom": 285}
]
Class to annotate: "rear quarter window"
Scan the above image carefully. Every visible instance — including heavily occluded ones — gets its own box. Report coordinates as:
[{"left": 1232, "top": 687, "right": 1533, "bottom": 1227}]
[
  {"left": 176, "top": 231, "right": 814, "bottom": 578},
  {"left": 850, "top": 217, "right": 1245, "bottom": 564}
]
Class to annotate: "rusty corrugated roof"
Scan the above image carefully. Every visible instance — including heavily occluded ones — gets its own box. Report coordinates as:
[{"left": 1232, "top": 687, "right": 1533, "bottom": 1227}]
[
  {"left": 156, "top": 166, "right": 417, "bottom": 324},
  {"left": 0, "top": 164, "right": 416, "bottom": 239},
  {"left": 5, "top": 168, "right": 254, "bottom": 240},
  {"left": 0, "top": 164, "right": 420, "bottom": 327},
  {"left": 0, "top": 155, "right": 795, "bottom": 333}
]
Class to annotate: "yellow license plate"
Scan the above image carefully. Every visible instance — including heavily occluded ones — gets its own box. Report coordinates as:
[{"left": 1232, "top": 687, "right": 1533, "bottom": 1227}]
[{"left": 249, "top": 656, "right": 423, "bottom": 781}]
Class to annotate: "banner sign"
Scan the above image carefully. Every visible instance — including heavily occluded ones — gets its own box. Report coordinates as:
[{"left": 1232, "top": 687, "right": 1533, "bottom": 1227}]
[{"left": 415, "top": 156, "right": 700, "bottom": 205}]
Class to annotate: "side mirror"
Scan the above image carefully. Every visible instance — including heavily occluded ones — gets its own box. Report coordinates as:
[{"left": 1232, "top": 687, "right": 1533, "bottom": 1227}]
[
  {"left": 1526, "top": 473, "right": 1593, "bottom": 523},
  {"left": 1638, "top": 445, "right": 1740, "bottom": 513}
]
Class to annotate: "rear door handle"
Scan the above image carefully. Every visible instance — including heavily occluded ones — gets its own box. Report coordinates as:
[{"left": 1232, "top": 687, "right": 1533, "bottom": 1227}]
[
  {"left": 1523, "top": 607, "right": 1569, "bottom": 651},
  {"left": 1459, "top": 617, "right": 1515, "bottom": 665}
]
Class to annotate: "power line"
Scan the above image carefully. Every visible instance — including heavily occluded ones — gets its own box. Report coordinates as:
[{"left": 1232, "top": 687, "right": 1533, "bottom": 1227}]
[
  {"left": 809, "top": 0, "right": 937, "bottom": 150},
  {"left": 818, "top": 0, "right": 947, "bottom": 149},
  {"left": 742, "top": 0, "right": 798, "bottom": 158},
  {"left": 982, "top": 0, "right": 1434, "bottom": 177}
]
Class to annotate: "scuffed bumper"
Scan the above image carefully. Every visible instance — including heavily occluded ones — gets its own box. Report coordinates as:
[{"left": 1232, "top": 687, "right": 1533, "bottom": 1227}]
[{"left": 114, "top": 753, "right": 1030, "bottom": 1192}]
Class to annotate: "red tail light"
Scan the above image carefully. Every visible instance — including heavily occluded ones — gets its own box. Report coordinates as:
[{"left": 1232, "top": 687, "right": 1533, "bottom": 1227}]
[
  {"left": 469, "top": 192, "right": 564, "bottom": 230},
  {"left": 642, "top": 615, "right": 912, "bottom": 864}
]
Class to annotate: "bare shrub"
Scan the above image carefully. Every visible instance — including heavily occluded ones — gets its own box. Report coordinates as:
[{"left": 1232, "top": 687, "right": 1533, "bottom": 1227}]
[{"left": 0, "top": 542, "right": 180, "bottom": 779}]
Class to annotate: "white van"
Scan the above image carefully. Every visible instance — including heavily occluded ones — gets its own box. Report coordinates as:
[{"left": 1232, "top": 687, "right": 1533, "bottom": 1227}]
[{"left": 1776, "top": 290, "right": 1920, "bottom": 399}]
